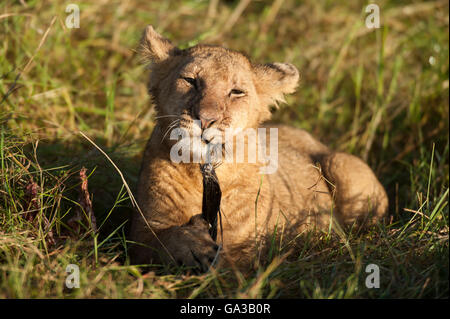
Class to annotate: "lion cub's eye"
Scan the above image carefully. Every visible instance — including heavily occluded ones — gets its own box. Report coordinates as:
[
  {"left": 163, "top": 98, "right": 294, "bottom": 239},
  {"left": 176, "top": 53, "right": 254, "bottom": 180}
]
[
  {"left": 229, "top": 89, "right": 246, "bottom": 98},
  {"left": 182, "top": 77, "right": 197, "bottom": 88}
]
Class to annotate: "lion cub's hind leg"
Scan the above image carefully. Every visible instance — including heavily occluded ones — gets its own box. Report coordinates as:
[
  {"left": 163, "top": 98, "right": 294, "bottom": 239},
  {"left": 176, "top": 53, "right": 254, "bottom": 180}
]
[{"left": 320, "top": 152, "right": 388, "bottom": 228}]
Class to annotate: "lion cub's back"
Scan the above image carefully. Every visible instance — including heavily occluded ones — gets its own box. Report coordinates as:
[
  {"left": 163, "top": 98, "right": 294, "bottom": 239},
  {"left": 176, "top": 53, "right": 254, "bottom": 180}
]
[
  {"left": 264, "top": 124, "right": 334, "bottom": 228},
  {"left": 267, "top": 124, "right": 330, "bottom": 158}
]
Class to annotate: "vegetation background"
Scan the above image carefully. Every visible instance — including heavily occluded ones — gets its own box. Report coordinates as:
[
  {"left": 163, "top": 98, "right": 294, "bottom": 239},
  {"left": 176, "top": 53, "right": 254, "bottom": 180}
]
[{"left": 0, "top": 0, "right": 448, "bottom": 298}]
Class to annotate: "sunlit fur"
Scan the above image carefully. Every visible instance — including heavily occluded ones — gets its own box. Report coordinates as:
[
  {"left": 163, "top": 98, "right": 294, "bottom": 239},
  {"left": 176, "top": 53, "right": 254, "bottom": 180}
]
[{"left": 129, "top": 26, "right": 388, "bottom": 270}]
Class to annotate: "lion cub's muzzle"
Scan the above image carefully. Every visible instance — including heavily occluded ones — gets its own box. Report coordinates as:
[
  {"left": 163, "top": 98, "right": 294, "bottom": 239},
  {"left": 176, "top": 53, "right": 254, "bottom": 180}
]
[{"left": 193, "top": 95, "right": 226, "bottom": 130}]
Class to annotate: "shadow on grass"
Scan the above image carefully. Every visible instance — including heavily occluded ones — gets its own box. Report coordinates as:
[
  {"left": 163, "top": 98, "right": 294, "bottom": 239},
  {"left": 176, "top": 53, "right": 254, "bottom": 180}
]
[{"left": 26, "top": 135, "right": 147, "bottom": 262}]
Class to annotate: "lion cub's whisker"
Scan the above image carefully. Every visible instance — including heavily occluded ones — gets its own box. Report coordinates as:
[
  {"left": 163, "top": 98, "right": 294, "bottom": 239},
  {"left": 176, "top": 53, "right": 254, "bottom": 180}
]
[
  {"left": 160, "top": 119, "right": 180, "bottom": 143},
  {"left": 155, "top": 114, "right": 180, "bottom": 120}
]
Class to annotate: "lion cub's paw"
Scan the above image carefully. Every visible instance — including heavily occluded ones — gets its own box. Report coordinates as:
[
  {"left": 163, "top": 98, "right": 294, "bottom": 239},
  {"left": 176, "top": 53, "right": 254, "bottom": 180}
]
[{"left": 163, "top": 214, "right": 219, "bottom": 273}]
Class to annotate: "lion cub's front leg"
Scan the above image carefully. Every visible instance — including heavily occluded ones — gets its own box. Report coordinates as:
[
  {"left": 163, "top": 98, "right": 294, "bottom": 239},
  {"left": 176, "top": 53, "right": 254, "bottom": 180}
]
[{"left": 148, "top": 215, "right": 219, "bottom": 272}]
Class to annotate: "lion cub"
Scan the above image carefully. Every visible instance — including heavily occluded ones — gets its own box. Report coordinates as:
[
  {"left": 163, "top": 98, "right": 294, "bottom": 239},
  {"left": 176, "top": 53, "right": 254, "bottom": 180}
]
[{"left": 129, "top": 26, "right": 388, "bottom": 271}]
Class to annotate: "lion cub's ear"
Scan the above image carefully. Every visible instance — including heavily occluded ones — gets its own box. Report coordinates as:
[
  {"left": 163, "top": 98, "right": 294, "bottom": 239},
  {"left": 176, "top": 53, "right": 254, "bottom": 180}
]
[
  {"left": 253, "top": 62, "right": 300, "bottom": 106},
  {"left": 139, "top": 25, "right": 179, "bottom": 63}
]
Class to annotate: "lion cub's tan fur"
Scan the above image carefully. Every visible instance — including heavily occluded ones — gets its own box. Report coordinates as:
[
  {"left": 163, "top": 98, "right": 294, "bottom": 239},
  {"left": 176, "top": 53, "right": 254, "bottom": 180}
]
[{"left": 129, "top": 26, "right": 388, "bottom": 270}]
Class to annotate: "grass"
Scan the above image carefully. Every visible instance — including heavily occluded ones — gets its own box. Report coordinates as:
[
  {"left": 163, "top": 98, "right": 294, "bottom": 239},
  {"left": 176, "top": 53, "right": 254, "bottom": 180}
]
[{"left": 0, "top": 0, "right": 448, "bottom": 298}]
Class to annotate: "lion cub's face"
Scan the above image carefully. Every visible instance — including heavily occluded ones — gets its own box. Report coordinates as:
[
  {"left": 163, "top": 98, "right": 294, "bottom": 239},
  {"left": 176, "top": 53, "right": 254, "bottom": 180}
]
[
  {"left": 140, "top": 26, "right": 299, "bottom": 159},
  {"left": 155, "top": 47, "right": 259, "bottom": 145}
]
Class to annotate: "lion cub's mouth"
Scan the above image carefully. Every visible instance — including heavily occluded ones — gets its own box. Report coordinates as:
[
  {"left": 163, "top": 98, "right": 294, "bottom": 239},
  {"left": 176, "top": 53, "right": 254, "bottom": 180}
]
[
  {"left": 165, "top": 116, "right": 227, "bottom": 165},
  {"left": 178, "top": 117, "right": 226, "bottom": 145}
]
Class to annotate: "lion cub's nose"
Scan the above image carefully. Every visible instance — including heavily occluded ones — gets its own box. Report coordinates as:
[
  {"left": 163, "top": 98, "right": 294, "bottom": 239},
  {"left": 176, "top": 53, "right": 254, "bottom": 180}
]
[
  {"left": 200, "top": 116, "right": 218, "bottom": 129},
  {"left": 198, "top": 110, "right": 222, "bottom": 129}
]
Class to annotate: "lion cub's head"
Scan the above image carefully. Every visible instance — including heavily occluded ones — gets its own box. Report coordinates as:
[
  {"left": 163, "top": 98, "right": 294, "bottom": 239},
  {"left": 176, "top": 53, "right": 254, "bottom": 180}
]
[{"left": 140, "top": 26, "right": 299, "bottom": 160}]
